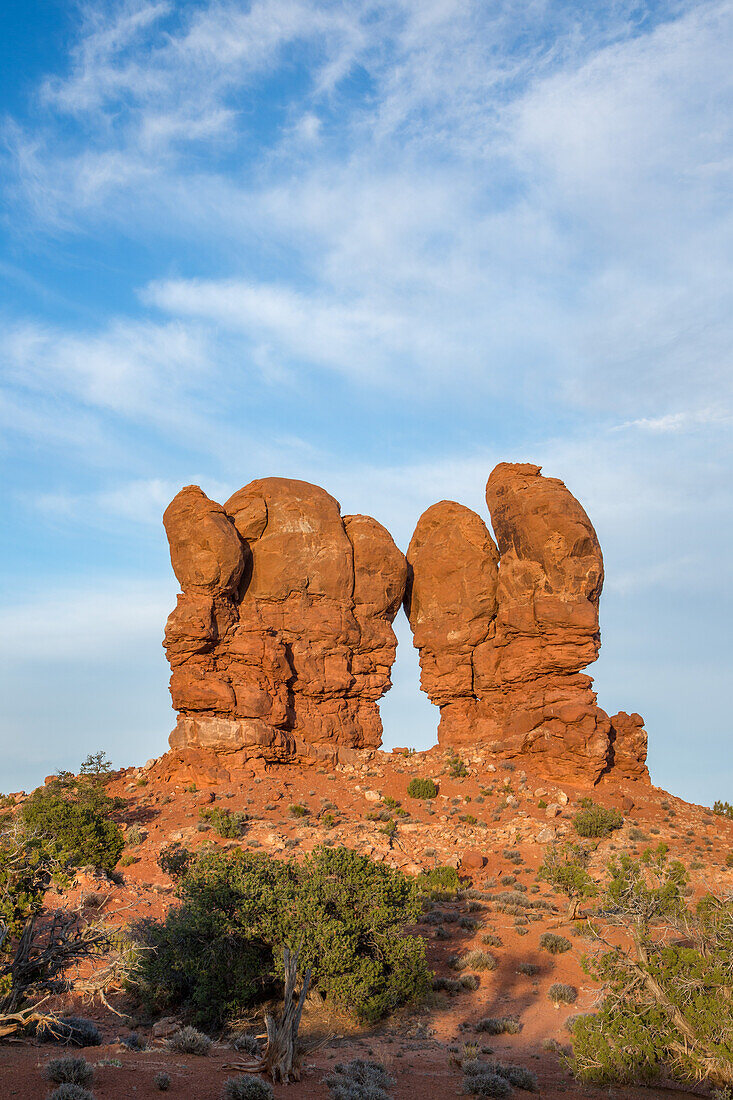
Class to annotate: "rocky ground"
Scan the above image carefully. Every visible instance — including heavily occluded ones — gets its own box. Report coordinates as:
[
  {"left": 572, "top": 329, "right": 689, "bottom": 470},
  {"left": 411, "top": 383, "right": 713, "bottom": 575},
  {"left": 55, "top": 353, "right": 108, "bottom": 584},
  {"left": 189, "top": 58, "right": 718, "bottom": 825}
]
[{"left": 2, "top": 744, "right": 732, "bottom": 1099}]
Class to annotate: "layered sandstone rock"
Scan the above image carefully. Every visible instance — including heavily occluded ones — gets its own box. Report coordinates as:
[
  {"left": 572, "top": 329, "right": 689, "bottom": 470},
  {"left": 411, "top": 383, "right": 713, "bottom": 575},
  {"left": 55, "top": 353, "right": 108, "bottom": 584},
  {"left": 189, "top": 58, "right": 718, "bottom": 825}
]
[
  {"left": 163, "top": 478, "right": 406, "bottom": 759},
  {"left": 162, "top": 464, "right": 648, "bottom": 783},
  {"left": 406, "top": 463, "right": 648, "bottom": 782},
  {"left": 405, "top": 501, "right": 499, "bottom": 742}
]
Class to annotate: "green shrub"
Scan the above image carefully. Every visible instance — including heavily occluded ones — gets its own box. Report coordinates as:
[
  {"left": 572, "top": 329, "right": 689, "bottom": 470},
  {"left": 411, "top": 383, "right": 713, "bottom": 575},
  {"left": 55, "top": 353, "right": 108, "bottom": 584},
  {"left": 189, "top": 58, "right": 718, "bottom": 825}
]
[
  {"left": 517, "top": 961, "right": 540, "bottom": 976},
  {"left": 448, "top": 755, "right": 468, "bottom": 778},
  {"left": 288, "top": 803, "right": 309, "bottom": 818},
  {"left": 539, "top": 932, "right": 571, "bottom": 955},
  {"left": 548, "top": 982, "right": 577, "bottom": 1004},
  {"left": 43, "top": 1057, "right": 94, "bottom": 1086},
  {"left": 79, "top": 751, "right": 114, "bottom": 780},
  {"left": 455, "top": 950, "right": 497, "bottom": 972},
  {"left": 158, "top": 843, "right": 192, "bottom": 880},
  {"left": 475, "top": 1016, "right": 521, "bottom": 1035},
  {"left": 21, "top": 774, "right": 123, "bottom": 875},
  {"left": 154, "top": 1072, "right": 171, "bottom": 1091},
  {"left": 167, "top": 1025, "right": 212, "bottom": 1055},
  {"left": 573, "top": 800, "right": 623, "bottom": 839},
  {"left": 407, "top": 778, "right": 438, "bottom": 799},
  {"left": 200, "top": 807, "right": 248, "bottom": 838},
  {"left": 416, "top": 865, "right": 461, "bottom": 897},
  {"left": 538, "top": 842, "right": 598, "bottom": 920},
  {"left": 133, "top": 846, "right": 430, "bottom": 1029},
  {"left": 571, "top": 848, "right": 733, "bottom": 1089},
  {"left": 223, "top": 1075, "right": 274, "bottom": 1100}
]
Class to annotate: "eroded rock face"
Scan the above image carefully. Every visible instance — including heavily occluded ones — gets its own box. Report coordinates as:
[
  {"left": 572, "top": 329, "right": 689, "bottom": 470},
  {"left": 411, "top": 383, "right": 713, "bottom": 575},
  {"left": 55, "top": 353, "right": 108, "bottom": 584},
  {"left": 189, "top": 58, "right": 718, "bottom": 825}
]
[
  {"left": 406, "top": 463, "right": 648, "bottom": 782},
  {"left": 405, "top": 501, "right": 499, "bottom": 742},
  {"left": 163, "top": 478, "right": 407, "bottom": 759},
  {"left": 162, "top": 465, "right": 648, "bottom": 783}
]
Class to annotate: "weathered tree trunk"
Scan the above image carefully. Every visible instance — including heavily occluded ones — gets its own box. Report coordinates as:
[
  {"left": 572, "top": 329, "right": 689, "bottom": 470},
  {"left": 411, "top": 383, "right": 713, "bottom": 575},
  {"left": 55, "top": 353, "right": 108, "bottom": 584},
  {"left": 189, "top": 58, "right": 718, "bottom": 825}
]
[{"left": 224, "top": 948, "right": 311, "bottom": 1085}]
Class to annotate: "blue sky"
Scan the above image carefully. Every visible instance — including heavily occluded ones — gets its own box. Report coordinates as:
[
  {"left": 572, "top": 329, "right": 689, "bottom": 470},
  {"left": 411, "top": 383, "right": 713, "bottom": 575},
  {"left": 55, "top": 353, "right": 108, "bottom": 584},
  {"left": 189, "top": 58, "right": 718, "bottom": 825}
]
[{"left": 0, "top": 0, "right": 731, "bottom": 803}]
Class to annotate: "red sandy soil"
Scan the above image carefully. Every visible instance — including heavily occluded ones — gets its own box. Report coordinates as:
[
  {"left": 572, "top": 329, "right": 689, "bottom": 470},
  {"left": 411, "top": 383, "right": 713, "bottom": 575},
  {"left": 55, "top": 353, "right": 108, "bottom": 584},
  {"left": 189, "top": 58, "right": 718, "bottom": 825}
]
[{"left": 2, "top": 744, "right": 731, "bottom": 1100}]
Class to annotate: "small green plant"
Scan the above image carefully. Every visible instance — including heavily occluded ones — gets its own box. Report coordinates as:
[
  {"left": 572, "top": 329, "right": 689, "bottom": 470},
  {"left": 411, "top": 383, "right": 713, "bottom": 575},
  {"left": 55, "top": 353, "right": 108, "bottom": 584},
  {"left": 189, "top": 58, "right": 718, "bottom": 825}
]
[
  {"left": 79, "top": 751, "right": 114, "bottom": 779},
  {"left": 517, "top": 961, "right": 540, "bottom": 976},
  {"left": 126, "top": 824, "right": 145, "bottom": 846},
  {"left": 223, "top": 1076, "right": 274, "bottom": 1100},
  {"left": 167, "top": 1025, "right": 212, "bottom": 1055},
  {"left": 154, "top": 1071, "right": 171, "bottom": 1091},
  {"left": 416, "top": 865, "right": 461, "bottom": 897},
  {"left": 407, "top": 778, "right": 438, "bottom": 799},
  {"left": 157, "top": 843, "right": 191, "bottom": 880},
  {"left": 118, "top": 853, "right": 135, "bottom": 867},
  {"left": 455, "top": 949, "right": 497, "bottom": 972},
  {"left": 573, "top": 800, "right": 623, "bottom": 839},
  {"left": 475, "top": 1016, "right": 521, "bottom": 1035},
  {"left": 200, "top": 807, "right": 248, "bottom": 838},
  {"left": 288, "top": 803, "right": 309, "bottom": 818},
  {"left": 538, "top": 842, "right": 598, "bottom": 920},
  {"left": 43, "top": 1057, "right": 94, "bottom": 1086},
  {"left": 448, "top": 755, "right": 468, "bottom": 778},
  {"left": 548, "top": 982, "right": 577, "bottom": 1004},
  {"left": 539, "top": 932, "right": 571, "bottom": 954}
]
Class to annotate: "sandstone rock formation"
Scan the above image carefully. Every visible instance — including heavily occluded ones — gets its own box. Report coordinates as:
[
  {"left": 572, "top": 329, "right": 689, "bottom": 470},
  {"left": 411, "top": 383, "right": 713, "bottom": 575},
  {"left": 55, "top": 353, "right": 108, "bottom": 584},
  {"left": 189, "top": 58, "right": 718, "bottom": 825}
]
[
  {"left": 406, "top": 462, "right": 648, "bottom": 782},
  {"left": 162, "top": 465, "right": 648, "bottom": 783},
  {"left": 163, "top": 478, "right": 406, "bottom": 761}
]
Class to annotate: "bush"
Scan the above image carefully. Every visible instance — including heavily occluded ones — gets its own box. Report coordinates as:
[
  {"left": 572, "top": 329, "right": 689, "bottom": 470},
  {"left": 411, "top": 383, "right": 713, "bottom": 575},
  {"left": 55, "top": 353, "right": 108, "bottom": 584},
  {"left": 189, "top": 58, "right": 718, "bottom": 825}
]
[
  {"left": 167, "top": 1025, "right": 212, "bottom": 1055},
  {"left": 573, "top": 800, "right": 623, "bottom": 839},
  {"left": 571, "top": 848, "right": 733, "bottom": 1089},
  {"left": 517, "top": 961, "right": 540, "bottom": 976},
  {"left": 548, "top": 982, "right": 577, "bottom": 1004},
  {"left": 407, "top": 778, "right": 438, "bottom": 799},
  {"left": 455, "top": 950, "right": 496, "bottom": 972},
  {"left": 158, "top": 843, "right": 192, "bottom": 880},
  {"left": 232, "top": 1033, "right": 262, "bottom": 1057},
  {"left": 713, "top": 801, "right": 733, "bottom": 820},
  {"left": 463, "top": 1070, "right": 512, "bottom": 1097},
  {"left": 200, "top": 807, "right": 248, "bottom": 838},
  {"left": 223, "top": 1076, "right": 274, "bottom": 1100},
  {"left": 475, "top": 1016, "right": 521, "bottom": 1035},
  {"left": 37, "top": 1017, "right": 102, "bottom": 1047},
  {"left": 448, "top": 755, "right": 468, "bottom": 778},
  {"left": 43, "top": 1057, "right": 94, "bottom": 1086},
  {"left": 416, "top": 865, "right": 461, "bottom": 897},
  {"left": 539, "top": 932, "right": 571, "bottom": 954},
  {"left": 48, "top": 1087, "right": 95, "bottom": 1100},
  {"left": 21, "top": 774, "right": 123, "bottom": 874},
  {"left": 538, "top": 842, "right": 598, "bottom": 920},
  {"left": 493, "top": 1063, "right": 538, "bottom": 1091},
  {"left": 288, "top": 804, "right": 309, "bottom": 817},
  {"left": 325, "top": 1059, "right": 394, "bottom": 1100},
  {"left": 154, "top": 1072, "right": 171, "bottom": 1091},
  {"left": 134, "top": 846, "right": 430, "bottom": 1029}
]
